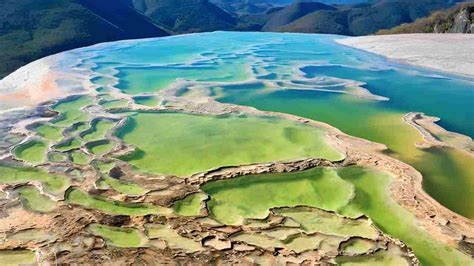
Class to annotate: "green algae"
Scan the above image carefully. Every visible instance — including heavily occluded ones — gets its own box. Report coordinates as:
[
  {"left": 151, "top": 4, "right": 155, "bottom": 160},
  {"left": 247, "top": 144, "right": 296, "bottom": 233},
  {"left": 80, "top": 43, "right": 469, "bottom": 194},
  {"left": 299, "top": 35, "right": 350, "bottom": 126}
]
[
  {"left": 14, "top": 140, "right": 49, "bottom": 164},
  {"left": 54, "top": 138, "right": 82, "bottom": 152},
  {"left": 133, "top": 96, "right": 159, "bottom": 107},
  {"left": 17, "top": 186, "right": 57, "bottom": 213},
  {"left": 87, "top": 224, "right": 145, "bottom": 247},
  {"left": 414, "top": 147, "right": 474, "bottom": 220},
  {"left": 70, "top": 123, "right": 88, "bottom": 134},
  {"left": 99, "top": 177, "right": 148, "bottom": 196},
  {"left": 87, "top": 140, "right": 114, "bottom": 155},
  {"left": 203, "top": 167, "right": 354, "bottom": 225},
  {"left": 100, "top": 99, "right": 129, "bottom": 109},
  {"left": 0, "top": 163, "right": 69, "bottom": 195},
  {"left": 117, "top": 112, "right": 344, "bottom": 176},
  {"left": 221, "top": 91, "right": 474, "bottom": 218},
  {"left": 173, "top": 193, "right": 207, "bottom": 216},
  {"left": 0, "top": 249, "right": 36, "bottom": 266},
  {"left": 336, "top": 167, "right": 471, "bottom": 266},
  {"left": 70, "top": 151, "right": 89, "bottom": 165},
  {"left": 203, "top": 166, "right": 472, "bottom": 265},
  {"left": 145, "top": 224, "right": 203, "bottom": 252},
  {"left": 261, "top": 228, "right": 301, "bottom": 241},
  {"left": 274, "top": 208, "right": 379, "bottom": 240},
  {"left": 341, "top": 238, "right": 377, "bottom": 255},
  {"left": 52, "top": 96, "right": 93, "bottom": 126},
  {"left": 49, "top": 152, "right": 67, "bottom": 162},
  {"left": 93, "top": 161, "right": 116, "bottom": 173},
  {"left": 65, "top": 188, "right": 158, "bottom": 216},
  {"left": 283, "top": 234, "right": 327, "bottom": 253},
  {"left": 336, "top": 244, "right": 410, "bottom": 266},
  {"left": 34, "top": 124, "right": 63, "bottom": 141},
  {"left": 81, "top": 120, "right": 116, "bottom": 142}
]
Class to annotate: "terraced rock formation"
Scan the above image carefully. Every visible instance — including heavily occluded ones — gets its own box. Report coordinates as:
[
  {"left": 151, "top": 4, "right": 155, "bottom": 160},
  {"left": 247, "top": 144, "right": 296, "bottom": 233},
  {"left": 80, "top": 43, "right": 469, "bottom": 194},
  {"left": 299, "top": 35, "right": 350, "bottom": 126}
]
[{"left": 0, "top": 32, "right": 472, "bottom": 265}]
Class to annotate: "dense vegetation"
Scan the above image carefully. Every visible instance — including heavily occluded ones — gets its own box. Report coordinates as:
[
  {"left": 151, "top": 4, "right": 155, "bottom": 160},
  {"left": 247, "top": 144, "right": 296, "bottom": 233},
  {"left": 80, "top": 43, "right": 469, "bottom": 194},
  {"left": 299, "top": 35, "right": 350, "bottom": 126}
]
[
  {"left": 257, "top": 0, "right": 463, "bottom": 35},
  {"left": 261, "top": 2, "right": 337, "bottom": 31},
  {"left": 210, "top": 0, "right": 367, "bottom": 14},
  {"left": 377, "top": 3, "right": 474, "bottom": 34},
  {"left": 127, "top": 0, "right": 237, "bottom": 32},
  {"left": 0, "top": 0, "right": 167, "bottom": 78}
]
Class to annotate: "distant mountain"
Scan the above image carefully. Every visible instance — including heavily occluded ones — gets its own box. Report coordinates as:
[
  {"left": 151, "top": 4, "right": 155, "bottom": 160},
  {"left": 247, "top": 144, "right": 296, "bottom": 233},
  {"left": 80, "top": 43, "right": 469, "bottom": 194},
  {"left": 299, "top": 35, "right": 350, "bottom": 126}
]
[
  {"left": 377, "top": 3, "right": 474, "bottom": 34},
  {"left": 0, "top": 0, "right": 168, "bottom": 78},
  {"left": 262, "top": 2, "right": 336, "bottom": 31},
  {"left": 257, "top": 0, "right": 464, "bottom": 35},
  {"left": 210, "top": 0, "right": 367, "bottom": 14},
  {"left": 210, "top": 0, "right": 277, "bottom": 14},
  {"left": 277, "top": 9, "right": 352, "bottom": 35},
  {"left": 128, "top": 0, "right": 237, "bottom": 33}
]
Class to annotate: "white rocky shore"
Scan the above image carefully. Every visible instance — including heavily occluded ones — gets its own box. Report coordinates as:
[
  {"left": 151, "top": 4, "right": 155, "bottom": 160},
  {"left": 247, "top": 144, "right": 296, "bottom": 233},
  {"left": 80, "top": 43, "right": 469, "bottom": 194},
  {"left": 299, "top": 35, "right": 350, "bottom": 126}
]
[{"left": 337, "top": 34, "right": 474, "bottom": 77}]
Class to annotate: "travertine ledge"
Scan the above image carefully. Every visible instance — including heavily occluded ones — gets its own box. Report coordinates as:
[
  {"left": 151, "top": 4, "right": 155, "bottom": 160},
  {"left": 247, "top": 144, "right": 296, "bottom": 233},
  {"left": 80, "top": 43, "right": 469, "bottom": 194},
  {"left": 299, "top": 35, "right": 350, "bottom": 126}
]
[{"left": 336, "top": 34, "right": 474, "bottom": 77}]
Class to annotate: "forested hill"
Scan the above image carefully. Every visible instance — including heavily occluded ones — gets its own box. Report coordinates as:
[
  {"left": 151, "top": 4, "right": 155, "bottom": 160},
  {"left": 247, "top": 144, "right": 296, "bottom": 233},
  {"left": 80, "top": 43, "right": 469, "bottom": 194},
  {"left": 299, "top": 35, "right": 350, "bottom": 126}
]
[
  {"left": 377, "top": 3, "right": 474, "bottom": 34},
  {"left": 244, "top": 0, "right": 465, "bottom": 35},
  {"left": 0, "top": 0, "right": 168, "bottom": 79}
]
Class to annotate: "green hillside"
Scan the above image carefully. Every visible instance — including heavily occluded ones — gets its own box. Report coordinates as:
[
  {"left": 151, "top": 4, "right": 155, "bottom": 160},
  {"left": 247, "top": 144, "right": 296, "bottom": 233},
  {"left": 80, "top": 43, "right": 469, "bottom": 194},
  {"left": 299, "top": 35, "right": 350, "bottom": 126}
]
[
  {"left": 129, "top": 0, "right": 237, "bottom": 33},
  {"left": 378, "top": 3, "right": 474, "bottom": 34},
  {"left": 0, "top": 0, "right": 168, "bottom": 78},
  {"left": 263, "top": 0, "right": 461, "bottom": 35}
]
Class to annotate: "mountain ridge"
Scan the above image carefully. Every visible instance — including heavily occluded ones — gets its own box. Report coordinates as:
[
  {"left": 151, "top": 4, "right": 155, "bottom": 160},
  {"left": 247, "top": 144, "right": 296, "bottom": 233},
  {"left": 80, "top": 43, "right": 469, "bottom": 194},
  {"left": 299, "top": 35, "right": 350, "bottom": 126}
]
[
  {"left": 128, "top": 0, "right": 237, "bottom": 33},
  {"left": 258, "top": 0, "right": 464, "bottom": 35}
]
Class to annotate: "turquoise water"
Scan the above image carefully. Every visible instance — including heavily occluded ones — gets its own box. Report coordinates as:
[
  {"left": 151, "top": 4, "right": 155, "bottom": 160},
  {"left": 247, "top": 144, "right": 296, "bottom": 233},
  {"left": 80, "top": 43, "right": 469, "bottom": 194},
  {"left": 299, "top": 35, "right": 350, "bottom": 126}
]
[
  {"left": 301, "top": 65, "right": 474, "bottom": 136},
  {"left": 78, "top": 32, "right": 474, "bottom": 218},
  {"left": 219, "top": 88, "right": 474, "bottom": 218},
  {"left": 81, "top": 32, "right": 473, "bottom": 135}
]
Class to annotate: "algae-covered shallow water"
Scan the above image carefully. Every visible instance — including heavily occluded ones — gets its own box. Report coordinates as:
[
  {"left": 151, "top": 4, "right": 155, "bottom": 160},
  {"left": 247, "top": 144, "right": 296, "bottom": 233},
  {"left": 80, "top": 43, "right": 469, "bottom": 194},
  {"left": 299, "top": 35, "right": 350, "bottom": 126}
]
[
  {"left": 220, "top": 89, "right": 474, "bottom": 218},
  {"left": 0, "top": 163, "right": 70, "bottom": 195},
  {"left": 78, "top": 32, "right": 473, "bottom": 217},
  {"left": 203, "top": 167, "right": 471, "bottom": 265},
  {"left": 116, "top": 112, "right": 343, "bottom": 176}
]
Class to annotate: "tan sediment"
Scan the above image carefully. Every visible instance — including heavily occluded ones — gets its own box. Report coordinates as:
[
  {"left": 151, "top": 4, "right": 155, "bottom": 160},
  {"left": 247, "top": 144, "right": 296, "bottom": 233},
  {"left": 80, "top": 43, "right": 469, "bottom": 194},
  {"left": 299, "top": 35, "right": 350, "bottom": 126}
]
[
  {"left": 0, "top": 54, "right": 92, "bottom": 113},
  {"left": 0, "top": 73, "right": 58, "bottom": 103},
  {"left": 0, "top": 207, "right": 53, "bottom": 234},
  {"left": 0, "top": 57, "right": 60, "bottom": 111}
]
